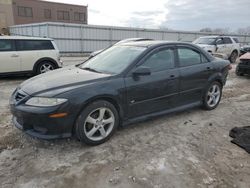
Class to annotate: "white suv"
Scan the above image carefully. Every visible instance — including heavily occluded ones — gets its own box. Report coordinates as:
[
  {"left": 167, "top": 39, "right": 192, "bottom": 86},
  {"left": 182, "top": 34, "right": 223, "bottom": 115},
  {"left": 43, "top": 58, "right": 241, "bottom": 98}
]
[
  {"left": 193, "top": 36, "right": 240, "bottom": 63},
  {"left": 0, "top": 36, "right": 62, "bottom": 75}
]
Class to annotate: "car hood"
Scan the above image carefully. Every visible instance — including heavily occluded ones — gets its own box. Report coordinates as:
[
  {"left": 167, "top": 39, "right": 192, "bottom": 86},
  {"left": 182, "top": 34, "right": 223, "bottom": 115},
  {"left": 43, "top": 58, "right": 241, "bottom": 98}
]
[
  {"left": 20, "top": 66, "right": 111, "bottom": 96},
  {"left": 196, "top": 44, "right": 214, "bottom": 48}
]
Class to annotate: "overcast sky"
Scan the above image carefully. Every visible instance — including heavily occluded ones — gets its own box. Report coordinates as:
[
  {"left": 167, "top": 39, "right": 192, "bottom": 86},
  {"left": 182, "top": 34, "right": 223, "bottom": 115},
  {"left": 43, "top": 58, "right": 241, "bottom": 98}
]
[{"left": 48, "top": 0, "right": 250, "bottom": 31}]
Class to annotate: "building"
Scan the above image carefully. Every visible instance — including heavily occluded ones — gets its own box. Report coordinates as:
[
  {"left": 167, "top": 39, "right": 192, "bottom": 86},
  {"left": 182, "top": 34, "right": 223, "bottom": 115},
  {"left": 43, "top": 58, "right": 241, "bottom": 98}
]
[{"left": 0, "top": 0, "right": 88, "bottom": 34}]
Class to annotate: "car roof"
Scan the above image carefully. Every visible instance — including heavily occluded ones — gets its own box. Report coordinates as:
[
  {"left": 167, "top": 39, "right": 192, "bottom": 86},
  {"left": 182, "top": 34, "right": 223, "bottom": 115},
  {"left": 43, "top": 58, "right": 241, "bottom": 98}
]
[
  {"left": 0, "top": 36, "right": 53, "bottom": 40},
  {"left": 118, "top": 40, "right": 197, "bottom": 48},
  {"left": 199, "top": 36, "right": 235, "bottom": 38}
]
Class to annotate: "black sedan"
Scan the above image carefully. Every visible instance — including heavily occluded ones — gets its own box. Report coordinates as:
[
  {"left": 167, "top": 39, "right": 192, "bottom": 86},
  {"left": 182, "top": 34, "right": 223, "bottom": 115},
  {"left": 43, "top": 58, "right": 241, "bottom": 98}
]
[{"left": 10, "top": 41, "right": 231, "bottom": 145}]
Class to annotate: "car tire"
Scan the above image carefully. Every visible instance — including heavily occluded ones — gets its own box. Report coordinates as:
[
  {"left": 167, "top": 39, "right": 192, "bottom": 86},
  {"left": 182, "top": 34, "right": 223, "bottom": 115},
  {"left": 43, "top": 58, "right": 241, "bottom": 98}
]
[
  {"left": 75, "top": 100, "right": 119, "bottom": 145},
  {"left": 203, "top": 81, "right": 222, "bottom": 110},
  {"left": 229, "top": 51, "right": 238, "bottom": 64},
  {"left": 36, "top": 61, "right": 56, "bottom": 74}
]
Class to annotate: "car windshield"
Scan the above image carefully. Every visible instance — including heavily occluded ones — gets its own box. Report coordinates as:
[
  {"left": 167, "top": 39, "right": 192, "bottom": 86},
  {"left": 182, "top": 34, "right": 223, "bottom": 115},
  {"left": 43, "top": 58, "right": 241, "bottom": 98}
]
[
  {"left": 80, "top": 45, "right": 146, "bottom": 74},
  {"left": 194, "top": 37, "right": 216, "bottom": 45}
]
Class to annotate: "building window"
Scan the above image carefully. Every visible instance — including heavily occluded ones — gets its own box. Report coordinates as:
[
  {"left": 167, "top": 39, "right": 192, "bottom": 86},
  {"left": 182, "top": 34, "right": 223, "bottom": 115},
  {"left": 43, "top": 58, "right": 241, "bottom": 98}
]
[
  {"left": 18, "top": 6, "right": 33, "bottom": 17},
  {"left": 57, "top": 11, "right": 70, "bottom": 20},
  {"left": 83, "top": 13, "right": 86, "bottom": 22},
  {"left": 44, "top": 9, "right": 51, "bottom": 19},
  {"left": 74, "top": 12, "right": 85, "bottom": 22}
]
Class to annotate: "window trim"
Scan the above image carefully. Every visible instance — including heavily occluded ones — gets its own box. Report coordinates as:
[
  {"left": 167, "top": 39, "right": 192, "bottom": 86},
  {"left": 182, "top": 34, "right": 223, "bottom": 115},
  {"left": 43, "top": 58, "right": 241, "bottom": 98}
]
[
  {"left": 176, "top": 46, "right": 209, "bottom": 68},
  {"left": 0, "top": 40, "right": 16, "bottom": 52}
]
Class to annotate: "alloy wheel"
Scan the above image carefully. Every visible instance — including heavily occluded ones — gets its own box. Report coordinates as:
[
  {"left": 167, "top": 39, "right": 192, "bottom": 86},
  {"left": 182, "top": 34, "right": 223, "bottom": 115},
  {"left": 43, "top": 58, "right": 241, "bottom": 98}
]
[
  {"left": 40, "top": 63, "right": 54, "bottom": 73},
  {"left": 83, "top": 107, "right": 115, "bottom": 141},
  {"left": 230, "top": 52, "right": 238, "bottom": 63},
  {"left": 206, "top": 84, "right": 221, "bottom": 108}
]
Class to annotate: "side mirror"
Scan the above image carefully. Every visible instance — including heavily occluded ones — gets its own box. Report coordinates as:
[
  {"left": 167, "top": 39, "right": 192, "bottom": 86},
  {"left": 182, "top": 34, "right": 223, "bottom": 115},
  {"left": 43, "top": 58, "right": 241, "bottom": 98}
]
[{"left": 132, "top": 66, "right": 151, "bottom": 77}]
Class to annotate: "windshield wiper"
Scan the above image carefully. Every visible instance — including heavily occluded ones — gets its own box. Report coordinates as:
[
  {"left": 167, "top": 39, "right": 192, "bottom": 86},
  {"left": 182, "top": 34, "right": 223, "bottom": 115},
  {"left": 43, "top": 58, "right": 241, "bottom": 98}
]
[{"left": 81, "top": 67, "right": 102, "bottom": 73}]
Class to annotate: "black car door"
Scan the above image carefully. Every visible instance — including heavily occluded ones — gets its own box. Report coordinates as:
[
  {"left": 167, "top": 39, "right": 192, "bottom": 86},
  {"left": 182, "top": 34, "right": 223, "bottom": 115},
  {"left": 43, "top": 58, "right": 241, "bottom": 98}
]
[
  {"left": 176, "top": 46, "right": 214, "bottom": 106},
  {"left": 124, "top": 46, "right": 180, "bottom": 119}
]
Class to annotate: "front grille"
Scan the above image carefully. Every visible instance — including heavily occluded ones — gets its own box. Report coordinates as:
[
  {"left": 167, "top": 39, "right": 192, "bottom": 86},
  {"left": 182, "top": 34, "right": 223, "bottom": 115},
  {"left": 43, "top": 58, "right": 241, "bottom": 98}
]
[{"left": 14, "top": 90, "right": 28, "bottom": 103}]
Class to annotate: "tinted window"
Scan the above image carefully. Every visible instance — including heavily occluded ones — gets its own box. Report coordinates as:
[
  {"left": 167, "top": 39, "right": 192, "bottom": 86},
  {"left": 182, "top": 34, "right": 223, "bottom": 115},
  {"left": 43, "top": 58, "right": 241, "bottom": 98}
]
[
  {"left": 141, "top": 48, "right": 175, "bottom": 72},
  {"left": 16, "top": 40, "right": 54, "bottom": 51},
  {"left": 0, "top": 40, "right": 14, "bottom": 52},
  {"left": 178, "top": 48, "right": 202, "bottom": 67},
  {"left": 223, "top": 37, "right": 232, "bottom": 44}
]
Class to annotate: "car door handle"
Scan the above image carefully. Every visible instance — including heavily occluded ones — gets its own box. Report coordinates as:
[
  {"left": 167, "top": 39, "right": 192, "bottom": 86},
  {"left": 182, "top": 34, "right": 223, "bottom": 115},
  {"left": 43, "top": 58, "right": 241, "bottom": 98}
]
[
  {"left": 11, "top": 54, "right": 19, "bottom": 57},
  {"left": 169, "top": 75, "right": 176, "bottom": 79}
]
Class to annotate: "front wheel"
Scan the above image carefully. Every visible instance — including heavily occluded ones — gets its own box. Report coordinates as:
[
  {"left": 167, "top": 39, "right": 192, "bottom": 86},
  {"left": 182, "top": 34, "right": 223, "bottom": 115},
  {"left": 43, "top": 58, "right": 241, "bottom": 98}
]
[
  {"left": 75, "top": 100, "right": 119, "bottom": 145},
  {"left": 203, "top": 82, "right": 222, "bottom": 110},
  {"left": 229, "top": 51, "right": 238, "bottom": 64}
]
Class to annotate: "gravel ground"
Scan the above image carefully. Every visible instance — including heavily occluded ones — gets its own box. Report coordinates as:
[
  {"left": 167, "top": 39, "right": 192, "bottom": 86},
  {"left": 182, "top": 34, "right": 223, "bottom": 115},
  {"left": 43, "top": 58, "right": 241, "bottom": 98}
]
[{"left": 0, "top": 64, "right": 250, "bottom": 188}]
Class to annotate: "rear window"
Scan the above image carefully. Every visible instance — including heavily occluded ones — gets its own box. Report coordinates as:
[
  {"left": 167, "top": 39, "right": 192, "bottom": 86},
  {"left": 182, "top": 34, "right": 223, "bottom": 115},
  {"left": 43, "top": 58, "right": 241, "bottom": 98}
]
[
  {"left": 178, "top": 47, "right": 203, "bottom": 67},
  {"left": 0, "top": 40, "right": 15, "bottom": 52},
  {"left": 16, "top": 40, "right": 54, "bottom": 51}
]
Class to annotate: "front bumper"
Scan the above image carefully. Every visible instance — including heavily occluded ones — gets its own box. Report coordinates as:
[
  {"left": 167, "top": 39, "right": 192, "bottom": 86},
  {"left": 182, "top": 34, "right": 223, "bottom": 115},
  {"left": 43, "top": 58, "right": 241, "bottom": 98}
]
[
  {"left": 10, "top": 103, "right": 75, "bottom": 139},
  {"left": 236, "top": 64, "right": 250, "bottom": 75}
]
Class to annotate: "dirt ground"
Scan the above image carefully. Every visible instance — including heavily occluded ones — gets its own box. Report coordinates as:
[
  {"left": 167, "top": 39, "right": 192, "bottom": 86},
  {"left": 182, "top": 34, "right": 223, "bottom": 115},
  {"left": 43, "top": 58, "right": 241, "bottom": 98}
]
[{"left": 0, "top": 64, "right": 250, "bottom": 188}]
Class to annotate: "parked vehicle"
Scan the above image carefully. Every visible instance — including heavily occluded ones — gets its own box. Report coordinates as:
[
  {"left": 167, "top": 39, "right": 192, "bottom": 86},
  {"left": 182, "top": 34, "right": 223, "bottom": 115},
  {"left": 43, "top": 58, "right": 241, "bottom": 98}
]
[
  {"left": 0, "top": 36, "right": 62, "bottom": 75},
  {"left": 240, "top": 45, "right": 250, "bottom": 56},
  {"left": 10, "top": 41, "right": 231, "bottom": 145},
  {"left": 193, "top": 36, "right": 240, "bottom": 63},
  {"left": 236, "top": 52, "right": 250, "bottom": 76},
  {"left": 89, "top": 38, "right": 153, "bottom": 58}
]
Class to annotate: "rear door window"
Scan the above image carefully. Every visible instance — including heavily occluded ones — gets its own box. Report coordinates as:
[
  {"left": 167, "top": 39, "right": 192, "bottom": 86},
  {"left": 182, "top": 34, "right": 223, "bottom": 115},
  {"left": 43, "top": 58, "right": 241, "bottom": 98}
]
[
  {"left": 16, "top": 40, "right": 54, "bottom": 51},
  {"left": 0, "top": 40, "right": 15, "bottom": 52},
  {"left": 178, "top": 47, "right": 205, "bottom": 67}
]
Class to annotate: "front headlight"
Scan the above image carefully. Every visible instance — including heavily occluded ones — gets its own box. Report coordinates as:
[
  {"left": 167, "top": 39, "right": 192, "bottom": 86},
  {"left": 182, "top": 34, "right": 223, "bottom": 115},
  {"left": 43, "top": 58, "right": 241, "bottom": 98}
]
[{"left": 25, "top": 97, "right": 68, "bottom": 107}]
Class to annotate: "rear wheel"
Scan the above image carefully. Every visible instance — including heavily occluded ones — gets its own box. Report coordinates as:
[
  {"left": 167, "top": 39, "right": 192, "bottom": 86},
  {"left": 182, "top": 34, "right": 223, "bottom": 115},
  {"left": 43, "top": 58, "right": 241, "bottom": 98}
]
[
  {"left": 229, "top": 51, "right": 238, "bottom": 64},
  {"left": 203, "top": 81, "right": 222, "bottom": 110},
  {"left": 36, "top": 61, "right": 56, "bottom": 74},
  {"left": 75, "top": 100, "right": 119, "bottom": 145}
]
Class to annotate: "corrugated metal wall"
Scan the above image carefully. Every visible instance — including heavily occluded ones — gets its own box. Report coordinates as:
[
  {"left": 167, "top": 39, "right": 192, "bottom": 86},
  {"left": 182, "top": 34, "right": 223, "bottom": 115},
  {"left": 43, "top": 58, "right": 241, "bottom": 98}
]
[{"left": 9, "top": 22, "right": 250, "bottom": 54}]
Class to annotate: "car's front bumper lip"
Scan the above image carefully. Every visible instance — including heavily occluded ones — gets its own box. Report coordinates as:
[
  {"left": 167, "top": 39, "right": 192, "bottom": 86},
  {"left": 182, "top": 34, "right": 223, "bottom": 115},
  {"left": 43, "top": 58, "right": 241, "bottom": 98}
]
[
  {"left": 10, "top": 103, "right": 76, "bottom": 140},
  {"left": 12, "top": 116, "right": 71, "bottom": 139}
]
